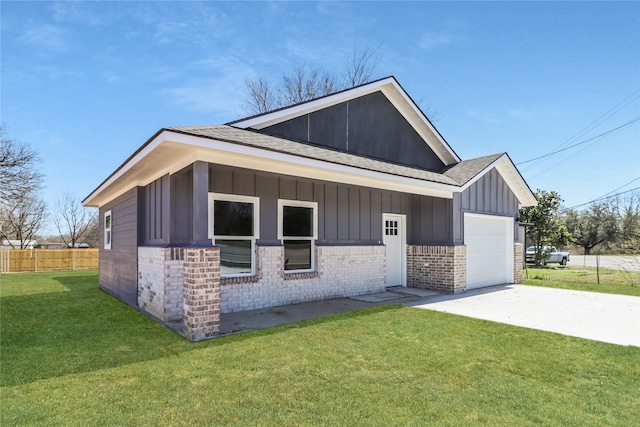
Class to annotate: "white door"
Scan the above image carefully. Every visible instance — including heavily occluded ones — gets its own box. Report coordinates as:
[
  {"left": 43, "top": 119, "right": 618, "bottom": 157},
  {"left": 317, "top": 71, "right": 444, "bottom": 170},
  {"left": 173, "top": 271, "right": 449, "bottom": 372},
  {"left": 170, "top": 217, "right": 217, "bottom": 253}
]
[
  {"left": 383, "top": 214, "right": 406, "bottom": 286},
  {"left": 464, "top": 213, "right": 514, "bottom": 289}
]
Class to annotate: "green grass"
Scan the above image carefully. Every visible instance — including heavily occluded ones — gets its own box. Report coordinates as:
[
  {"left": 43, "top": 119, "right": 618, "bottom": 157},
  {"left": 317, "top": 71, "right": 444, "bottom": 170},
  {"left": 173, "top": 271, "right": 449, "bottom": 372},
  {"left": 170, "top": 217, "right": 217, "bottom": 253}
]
[
  {"left": 2, "top": 271, "right": 639, "bottom": 426},
  {"left": 523, "top": 265, "right": 640, "bottom": 296}
]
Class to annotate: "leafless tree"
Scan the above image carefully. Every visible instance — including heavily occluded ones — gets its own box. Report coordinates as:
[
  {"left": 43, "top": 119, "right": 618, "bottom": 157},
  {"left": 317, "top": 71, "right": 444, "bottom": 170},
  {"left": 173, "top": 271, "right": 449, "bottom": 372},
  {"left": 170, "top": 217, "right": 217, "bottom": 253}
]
[
  {"left": 343, "top": 42, "right": 382, "bottom": 87},
  {"left": 54, "top": 191, "right": 97, "bottom": 248},
  {"left": 243, "top": 44, "right": 382, "bottom": 114},
  {"left": 0, "top": 194, "right": 46, "bottom": 248},
  {"left": 0, "top": 125, "right": 43, "bottom": 204},
  {"left": 280, "top": 65, "right": 340, "bottom": 105},
  {"left": 0, "top": 126, "right": 47, "bottom": 247},
  {"left": 244, "top": 77, "right": 279, "bottom": 116}
]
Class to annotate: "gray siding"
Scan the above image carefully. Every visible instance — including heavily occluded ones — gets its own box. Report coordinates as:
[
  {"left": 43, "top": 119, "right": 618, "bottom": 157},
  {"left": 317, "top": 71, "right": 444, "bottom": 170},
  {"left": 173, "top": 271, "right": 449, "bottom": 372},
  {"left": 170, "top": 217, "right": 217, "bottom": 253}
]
[
  {"left": 141, "top": 174, "right": 170, "bottom": 245},
  {"left": 453, "top": 168, "right": 519, "bottom": 244},
  {"left": 205, "top": 163, "right": 450, "bottom": 246},
  {"left": 261, "top": 91, "right": 445, "bottom": 171},
  {"left": 99, "top": 187, "right": 140, "bottom": 307}
]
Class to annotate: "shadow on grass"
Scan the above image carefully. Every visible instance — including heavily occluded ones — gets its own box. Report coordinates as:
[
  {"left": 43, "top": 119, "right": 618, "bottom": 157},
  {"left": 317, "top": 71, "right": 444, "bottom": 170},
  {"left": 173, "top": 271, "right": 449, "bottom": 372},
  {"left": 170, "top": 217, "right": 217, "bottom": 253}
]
[{"left": 0, "top": 271, "right": 404, "bottom": 387}]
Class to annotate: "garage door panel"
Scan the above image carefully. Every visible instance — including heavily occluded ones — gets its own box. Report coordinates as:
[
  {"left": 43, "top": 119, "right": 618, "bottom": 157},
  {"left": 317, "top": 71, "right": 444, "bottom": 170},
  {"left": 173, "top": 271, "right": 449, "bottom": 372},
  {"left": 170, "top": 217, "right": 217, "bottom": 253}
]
[{"left": 465, "top": 214, "right": 514, "bottom": 289}]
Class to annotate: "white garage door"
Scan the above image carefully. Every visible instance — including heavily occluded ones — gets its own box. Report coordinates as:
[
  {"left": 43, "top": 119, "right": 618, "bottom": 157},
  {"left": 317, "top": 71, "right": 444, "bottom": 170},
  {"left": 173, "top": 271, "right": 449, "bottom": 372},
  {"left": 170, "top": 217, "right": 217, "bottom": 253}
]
[{"left": 464, "top": 213, "right": 514, "bottom": 289}]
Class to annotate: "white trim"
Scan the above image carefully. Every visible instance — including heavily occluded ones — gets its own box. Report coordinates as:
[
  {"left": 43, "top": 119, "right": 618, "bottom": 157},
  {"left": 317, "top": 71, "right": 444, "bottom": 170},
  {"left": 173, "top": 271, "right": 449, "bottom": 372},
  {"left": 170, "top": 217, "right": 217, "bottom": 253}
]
[
  {"left": 208, "top": 193, "right": 260, "bottom": 277},
  {"left": 278, "top": 199, "right": 318, "bottom": 273},
  {"left": 382, "top": 213, "right": 406, "bottom": 286},
  {"left": 104, "top": 210, "right": 112, "bottom": 250}
]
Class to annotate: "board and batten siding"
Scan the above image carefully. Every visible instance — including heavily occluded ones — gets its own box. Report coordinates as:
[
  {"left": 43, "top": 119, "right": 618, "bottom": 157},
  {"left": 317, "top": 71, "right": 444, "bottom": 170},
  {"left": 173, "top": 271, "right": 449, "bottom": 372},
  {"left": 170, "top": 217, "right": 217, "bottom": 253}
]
[
  {"left": 207, "top": 163, "right": 452, "bottom": 246},
  {"left": 261, "top": 91, "right": 445, "bottom": 172},
  {"left": 139, "top": 162, "right": 456, "bottom": 248},
  {"left": 99, "top": 187, "right": 140, "bottom": 307},
  {"left": 453, "top": 168, "right": 520, "bottom": 245}
]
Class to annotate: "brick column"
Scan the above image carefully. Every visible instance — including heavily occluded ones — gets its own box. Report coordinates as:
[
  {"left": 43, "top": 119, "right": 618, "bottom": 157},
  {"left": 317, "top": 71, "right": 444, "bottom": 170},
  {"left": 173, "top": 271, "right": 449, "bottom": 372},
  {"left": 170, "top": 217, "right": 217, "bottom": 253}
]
[
  {"left": 183, "top": 247, "right": 220, "bottom": 341},
  {"left": 513, "top": 243, "right": 524, "bottom": 284}
]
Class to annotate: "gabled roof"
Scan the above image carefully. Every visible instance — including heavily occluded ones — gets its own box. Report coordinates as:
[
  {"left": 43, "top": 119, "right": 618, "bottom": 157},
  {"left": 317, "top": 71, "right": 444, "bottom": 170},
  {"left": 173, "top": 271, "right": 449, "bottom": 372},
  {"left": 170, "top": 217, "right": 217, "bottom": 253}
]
[
  {"left": 83, "top": 125, "right": 536, "bottom": 208},
  {"left": 229, "top": 76, "right": 461, "bottom": 167}
]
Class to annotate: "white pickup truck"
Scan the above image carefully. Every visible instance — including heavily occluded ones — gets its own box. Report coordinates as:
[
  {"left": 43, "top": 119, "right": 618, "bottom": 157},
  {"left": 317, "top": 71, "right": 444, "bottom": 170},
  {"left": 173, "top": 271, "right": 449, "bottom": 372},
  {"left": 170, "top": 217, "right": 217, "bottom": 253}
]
[{"left": 525, "top": 246, "right": 570, "bottom": 266}]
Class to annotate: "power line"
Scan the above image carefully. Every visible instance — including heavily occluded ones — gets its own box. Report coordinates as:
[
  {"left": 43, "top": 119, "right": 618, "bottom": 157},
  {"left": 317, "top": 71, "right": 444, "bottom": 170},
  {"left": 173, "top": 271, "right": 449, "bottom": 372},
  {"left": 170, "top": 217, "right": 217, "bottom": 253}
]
[
  {"left": 516, "top": 116, "right": 640, "bottom": 165},
  {"left": 521, "top": 89, "right": 640, "bottom": 173},
  {"left": 597, "top": 176, "right": 640, "bottom": 200},
  {"left": 568, "top": 184, "right": 640, "bottom": 209}
]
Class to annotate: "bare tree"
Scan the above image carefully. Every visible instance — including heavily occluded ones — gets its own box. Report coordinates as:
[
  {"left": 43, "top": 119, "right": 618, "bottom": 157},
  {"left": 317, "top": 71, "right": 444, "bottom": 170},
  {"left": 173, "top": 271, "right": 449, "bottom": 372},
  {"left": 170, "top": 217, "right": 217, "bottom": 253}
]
[
  {"left": 54, "top": 191, "right": 97, "bottom": 248},
  {"left": 280, "top": 65, "right": 340, "bottom": 105},
  {"left": 0, "top": 125, "right": 43, "bottom": 204},
  {"left": 0, "top": 126, "right": 46, "bottom": 247},
  {"left": 244, "top": 77, "right": 279, "bottom": 116},
  {"left": 0, "top": 194, "right": 46, "bottom": 248},
  {"left": 343, "top": 42, "right": 382, "bottom": 87},
  {"left": 243, "top": 44, "right": 382, "bottom": 114}
]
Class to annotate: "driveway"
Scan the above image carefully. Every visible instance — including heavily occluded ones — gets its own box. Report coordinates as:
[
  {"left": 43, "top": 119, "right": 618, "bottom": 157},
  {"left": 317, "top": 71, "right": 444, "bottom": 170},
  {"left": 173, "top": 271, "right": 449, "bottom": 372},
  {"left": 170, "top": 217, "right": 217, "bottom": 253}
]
[{"left": 409, "top": 285, "right": 640, "bottom": 347}]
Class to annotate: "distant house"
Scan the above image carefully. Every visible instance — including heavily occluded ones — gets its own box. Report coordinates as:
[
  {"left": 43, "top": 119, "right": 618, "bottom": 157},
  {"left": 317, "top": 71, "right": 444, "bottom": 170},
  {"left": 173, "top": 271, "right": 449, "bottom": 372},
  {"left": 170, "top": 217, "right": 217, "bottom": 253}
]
[
  {"left": 1, "top": 240, "right": 37, "bottom": 249},
  {"left": 35, "top": 242, "right": 67, "bottom": 249},
  {"left": 83, "top": 76, "right": 536, "bottom": 340}
]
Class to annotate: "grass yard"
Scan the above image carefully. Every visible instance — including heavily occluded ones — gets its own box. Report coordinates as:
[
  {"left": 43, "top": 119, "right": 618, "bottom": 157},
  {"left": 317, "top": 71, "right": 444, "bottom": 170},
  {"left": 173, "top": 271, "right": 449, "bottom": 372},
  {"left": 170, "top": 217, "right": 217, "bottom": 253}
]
[
  {"left": 1, "top": 271, "right": 639, "bottom": 426},
  {"left": 523, "top": 265, "right": 640, "bottom": 296}
]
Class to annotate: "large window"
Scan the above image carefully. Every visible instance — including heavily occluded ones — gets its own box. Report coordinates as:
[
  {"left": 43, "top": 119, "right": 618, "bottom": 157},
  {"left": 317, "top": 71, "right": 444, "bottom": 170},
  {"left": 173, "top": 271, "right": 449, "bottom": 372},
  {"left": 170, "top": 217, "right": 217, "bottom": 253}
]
[
  {"left": 104, "top": 210, "right": 112, "bottom": 250},
  {"left": 278, "top": 200, "right": 317, "bottom": 272},
  {"left": 208, "top": 194, "right": 259, "bottom": 277}
]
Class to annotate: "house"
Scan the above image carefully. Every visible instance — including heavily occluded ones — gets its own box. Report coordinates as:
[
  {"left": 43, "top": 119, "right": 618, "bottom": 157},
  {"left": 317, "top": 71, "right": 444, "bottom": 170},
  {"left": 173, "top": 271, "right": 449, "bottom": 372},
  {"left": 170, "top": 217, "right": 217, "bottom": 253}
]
[
  {"left": 83, "top": 76, "right": 536, "bottom": 341},
  {"left": 1, "top": 240, "right": 37, "bottom": 249}
]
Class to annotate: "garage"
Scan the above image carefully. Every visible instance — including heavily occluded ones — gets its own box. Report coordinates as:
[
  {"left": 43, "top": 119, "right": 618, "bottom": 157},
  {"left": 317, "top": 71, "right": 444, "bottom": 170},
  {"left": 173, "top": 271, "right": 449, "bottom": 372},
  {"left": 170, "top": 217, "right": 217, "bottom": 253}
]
[{"left": 464, "top": 213, "right": 514, "bottom": 289}]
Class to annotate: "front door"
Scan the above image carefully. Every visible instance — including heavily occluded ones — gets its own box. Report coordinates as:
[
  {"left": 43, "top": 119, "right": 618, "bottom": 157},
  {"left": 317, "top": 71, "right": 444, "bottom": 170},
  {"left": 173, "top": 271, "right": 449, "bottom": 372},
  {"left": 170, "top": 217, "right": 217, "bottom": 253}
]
[{"left": 383, "top": 213, "right": 406, "bottom": 286}]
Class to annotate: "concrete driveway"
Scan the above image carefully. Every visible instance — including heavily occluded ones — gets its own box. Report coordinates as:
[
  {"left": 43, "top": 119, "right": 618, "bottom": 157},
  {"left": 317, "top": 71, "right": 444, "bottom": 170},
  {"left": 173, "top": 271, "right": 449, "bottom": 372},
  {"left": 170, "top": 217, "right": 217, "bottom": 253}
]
[{"left": 409, "top": 285, "right": 640, "bottom": 347}]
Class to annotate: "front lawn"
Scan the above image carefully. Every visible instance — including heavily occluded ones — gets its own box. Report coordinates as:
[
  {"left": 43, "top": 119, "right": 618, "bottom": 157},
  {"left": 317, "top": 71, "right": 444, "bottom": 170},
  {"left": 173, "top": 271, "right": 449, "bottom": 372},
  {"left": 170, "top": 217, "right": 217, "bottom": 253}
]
[
  {"left": 1, "top": 271, "right": 639, "bottom": 425},
  {"left": 522, "top": 265, "right": 640, "bottom": 296}
]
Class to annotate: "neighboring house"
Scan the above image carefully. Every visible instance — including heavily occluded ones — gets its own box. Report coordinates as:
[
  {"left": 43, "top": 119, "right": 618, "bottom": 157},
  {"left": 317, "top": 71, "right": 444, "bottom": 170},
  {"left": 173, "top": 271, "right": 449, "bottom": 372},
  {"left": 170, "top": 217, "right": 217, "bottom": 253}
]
[
  {"left": 1, "top": 240, "right": 37, "bottom": 249},
  {"left": 83, "top": 76, "right": 536, "bottom": 341}
]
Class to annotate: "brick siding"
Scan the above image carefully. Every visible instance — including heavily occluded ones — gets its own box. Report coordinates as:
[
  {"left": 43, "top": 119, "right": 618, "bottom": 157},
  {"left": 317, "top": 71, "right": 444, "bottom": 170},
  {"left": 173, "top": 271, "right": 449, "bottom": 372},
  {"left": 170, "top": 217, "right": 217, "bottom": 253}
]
[
  {"left": 220, "top": 245, "right": 386, "bottom": 313},
  {"left": 137, "top": 247, "right": 184, "bottom": 322},
  {"left": 182, "top": 247, "right": 220, "bottom": 341},
  {"left": 513, "top": 243, "right": 523, "bottom": 284},
  {"left": 406, "top": 245, "right": 466, "bottom": 293}
]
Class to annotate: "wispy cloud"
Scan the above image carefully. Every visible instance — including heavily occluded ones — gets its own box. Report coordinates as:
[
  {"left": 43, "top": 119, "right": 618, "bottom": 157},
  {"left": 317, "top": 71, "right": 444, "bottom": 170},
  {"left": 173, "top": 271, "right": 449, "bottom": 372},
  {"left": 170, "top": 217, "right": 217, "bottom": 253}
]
[
  {"left": 18, "top": 23, "right": 70, "bottom": 53},
  {"left": 467, "top": 105, "right": 566, "bottom": 124},
  {"left": 466, "top": 109, "right": 504, "bottom": 124},
  {"left": 164, "top": 57, "right": 255, "bottom": 119},
  {"left": 419, "top": 32, "right": 455, "bottom": 50}
]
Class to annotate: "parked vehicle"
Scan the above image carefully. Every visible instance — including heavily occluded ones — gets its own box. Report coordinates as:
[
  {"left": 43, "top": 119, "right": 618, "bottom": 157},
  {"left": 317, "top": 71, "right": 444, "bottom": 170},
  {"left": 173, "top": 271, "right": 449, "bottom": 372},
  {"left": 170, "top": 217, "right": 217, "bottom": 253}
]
[{"left": 526, "top": 246, "right": 570, "bottom": 265}]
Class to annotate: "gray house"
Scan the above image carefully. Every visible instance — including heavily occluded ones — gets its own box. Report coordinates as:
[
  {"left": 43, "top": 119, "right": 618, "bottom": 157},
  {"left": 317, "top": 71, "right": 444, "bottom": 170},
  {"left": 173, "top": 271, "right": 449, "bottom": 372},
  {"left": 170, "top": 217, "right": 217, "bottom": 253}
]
[{"left": 83, "top": 76, "right": 536, "bottom": 340}]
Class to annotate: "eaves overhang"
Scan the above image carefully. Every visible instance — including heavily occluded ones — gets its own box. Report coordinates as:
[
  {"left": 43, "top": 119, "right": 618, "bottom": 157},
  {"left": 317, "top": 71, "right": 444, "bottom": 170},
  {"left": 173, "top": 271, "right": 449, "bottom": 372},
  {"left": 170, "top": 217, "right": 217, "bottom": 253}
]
[
  {"left": 457, "top": 153, "right": 537, "bottom": 208},
  {"left": 83, "top": 129, "right": 462, "bottom": 208},
  {"left": 229, "top": 76, "right": 461, "bottom": 166}
]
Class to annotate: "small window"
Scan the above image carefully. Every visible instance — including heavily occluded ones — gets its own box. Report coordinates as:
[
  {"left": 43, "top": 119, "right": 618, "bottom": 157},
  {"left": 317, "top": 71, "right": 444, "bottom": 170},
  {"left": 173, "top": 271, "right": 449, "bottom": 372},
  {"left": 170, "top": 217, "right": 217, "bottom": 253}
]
[
  {"left": 278, "top": 200, "right": 317, "bottom": 272},
  {"left": 104, "top": 210, "right": 112, "bottom": 250},
  {"left": 208, "top": 194, "right": 259, "bottom": 277},
  {"left": 385, "top": 220, "right": 398, "bottom": 236}
]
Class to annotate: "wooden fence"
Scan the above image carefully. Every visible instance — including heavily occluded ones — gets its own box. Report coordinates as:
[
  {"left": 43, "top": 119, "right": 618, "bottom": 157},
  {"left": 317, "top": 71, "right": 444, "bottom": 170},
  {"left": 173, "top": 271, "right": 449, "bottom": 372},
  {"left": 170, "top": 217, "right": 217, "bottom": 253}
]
[{"left": 0, "top": 249, "right": 99, "bottom": 273}]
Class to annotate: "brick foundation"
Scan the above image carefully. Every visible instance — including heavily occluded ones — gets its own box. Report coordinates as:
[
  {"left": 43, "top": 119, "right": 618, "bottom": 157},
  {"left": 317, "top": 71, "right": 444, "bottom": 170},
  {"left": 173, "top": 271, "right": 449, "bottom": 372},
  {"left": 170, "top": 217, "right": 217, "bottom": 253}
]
[
  {"left": 182, "top": 247, "right": 221, "bottom": 341},
  {"left": 407, "top": 245, "right": 466, "bottom": 293}
]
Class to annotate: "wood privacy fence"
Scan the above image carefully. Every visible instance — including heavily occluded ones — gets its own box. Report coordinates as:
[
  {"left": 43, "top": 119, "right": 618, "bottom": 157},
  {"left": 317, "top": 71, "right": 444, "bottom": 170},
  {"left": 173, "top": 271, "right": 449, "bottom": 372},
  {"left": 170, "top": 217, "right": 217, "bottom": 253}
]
[{"left": 0, "top": 249, "right": 99, "bottom": 273}]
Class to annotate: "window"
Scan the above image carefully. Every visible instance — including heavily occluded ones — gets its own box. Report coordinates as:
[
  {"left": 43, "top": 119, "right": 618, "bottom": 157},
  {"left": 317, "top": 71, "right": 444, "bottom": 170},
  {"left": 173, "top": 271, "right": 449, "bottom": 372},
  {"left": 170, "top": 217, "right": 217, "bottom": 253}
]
[
  {"left": 385, "top": 219, "right": 398, "bottom": 236},
  {"left": 278, "top": 200, "right": 317, "bottom": 272},
  {"left": 104, "top": 210, "right": 112, "bottom": 250},
  {"left": 208, "top": 194, "right": 259, "bottom": 277}
]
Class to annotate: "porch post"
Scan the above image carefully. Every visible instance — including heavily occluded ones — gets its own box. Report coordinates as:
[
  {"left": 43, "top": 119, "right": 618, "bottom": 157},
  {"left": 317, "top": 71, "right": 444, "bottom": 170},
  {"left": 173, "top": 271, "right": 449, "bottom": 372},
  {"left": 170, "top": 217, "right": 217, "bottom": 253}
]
[
  {"left": 183, "top": 247, "right": 221, "bottom": 341},
  {"left": 192, "top": 161, "right": 210, "bottom": 246}
]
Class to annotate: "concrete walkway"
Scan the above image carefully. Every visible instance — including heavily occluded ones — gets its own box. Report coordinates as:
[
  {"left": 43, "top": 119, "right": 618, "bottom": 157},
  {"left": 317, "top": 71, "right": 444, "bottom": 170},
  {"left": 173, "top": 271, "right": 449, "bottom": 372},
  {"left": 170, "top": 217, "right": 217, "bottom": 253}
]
[{"left": 409, "top": 285, "right": 640, "bottom": 347}]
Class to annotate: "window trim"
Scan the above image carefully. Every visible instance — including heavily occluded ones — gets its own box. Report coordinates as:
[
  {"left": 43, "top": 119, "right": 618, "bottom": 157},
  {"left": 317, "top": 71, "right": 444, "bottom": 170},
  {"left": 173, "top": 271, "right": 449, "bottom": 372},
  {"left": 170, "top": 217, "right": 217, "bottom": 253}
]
[
  {"left": 208, "top": 193, "right": 260, "bottom": 277},
  {"left": 278, "top": 199, "right": 318, "bottom": 273},
  {"left": 104, "top": 210, "right": 112, "bottom": 250}
]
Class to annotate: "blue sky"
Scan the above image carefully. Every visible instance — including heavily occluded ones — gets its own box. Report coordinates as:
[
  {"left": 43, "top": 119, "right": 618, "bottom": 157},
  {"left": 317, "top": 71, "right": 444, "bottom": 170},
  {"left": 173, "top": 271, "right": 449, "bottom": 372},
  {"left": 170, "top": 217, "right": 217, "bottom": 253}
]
[{"left": 2, "top": 1, "right": 639, "bottom": 235}]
